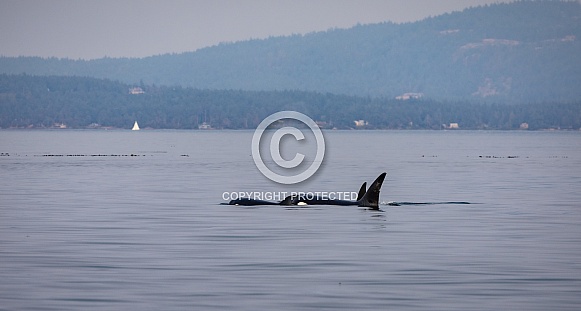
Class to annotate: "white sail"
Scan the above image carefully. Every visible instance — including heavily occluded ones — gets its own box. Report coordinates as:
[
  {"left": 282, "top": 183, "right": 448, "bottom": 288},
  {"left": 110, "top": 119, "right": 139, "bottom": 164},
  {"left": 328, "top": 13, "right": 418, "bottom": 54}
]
[{"left": 132, "top": 121, "right": 140, "bottom": 131}]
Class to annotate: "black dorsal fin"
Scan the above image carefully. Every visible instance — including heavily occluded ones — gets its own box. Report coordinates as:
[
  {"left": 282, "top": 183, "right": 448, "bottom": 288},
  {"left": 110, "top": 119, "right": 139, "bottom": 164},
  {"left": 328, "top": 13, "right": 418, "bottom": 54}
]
[
  {"left": 279, "top": 195, "right": 293, "bottom": 205},
  {"left": 356, "top": 182, "right": 367, "bottom": 201},
  {"left": 358, "top": 172, "right": 387, "bottom": 209}
]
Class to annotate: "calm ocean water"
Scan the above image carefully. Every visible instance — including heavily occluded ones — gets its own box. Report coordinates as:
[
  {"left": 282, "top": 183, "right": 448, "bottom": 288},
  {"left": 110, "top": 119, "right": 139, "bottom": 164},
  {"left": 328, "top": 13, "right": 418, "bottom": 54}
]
[{"left": 1, "top": 130, "right": 580, "bottom": 310}]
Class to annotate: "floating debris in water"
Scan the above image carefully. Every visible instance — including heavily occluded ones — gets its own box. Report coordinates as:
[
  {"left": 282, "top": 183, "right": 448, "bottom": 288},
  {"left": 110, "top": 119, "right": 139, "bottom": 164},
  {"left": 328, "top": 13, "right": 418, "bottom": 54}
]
[
  {"left": 1, "top": 152, "right": 192, "bottom": 157},
  {"left": 479, "top": 155, "right": 520, "bottom": 159},
  {"left": 38, "top": 154, "right": 146, "bottom": 157},
  {"left": 477, "top": 155, "right": 568, "bottom": 159}
]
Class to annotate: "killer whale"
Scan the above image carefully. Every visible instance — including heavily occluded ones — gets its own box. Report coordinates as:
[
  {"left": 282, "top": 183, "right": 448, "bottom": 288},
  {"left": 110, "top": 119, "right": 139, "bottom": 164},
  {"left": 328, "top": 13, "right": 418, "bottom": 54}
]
[{"left": 226, "top": 172, "right": 386, "bottom": 209}]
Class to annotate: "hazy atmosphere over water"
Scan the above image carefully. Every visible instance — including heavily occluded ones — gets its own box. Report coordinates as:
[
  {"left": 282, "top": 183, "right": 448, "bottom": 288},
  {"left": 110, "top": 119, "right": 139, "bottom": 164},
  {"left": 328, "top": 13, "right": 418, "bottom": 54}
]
[
  {"left": 1, "top": 0, "right": 512, "bottom": 59},
  {"left": 1, "top": 1, "right": 581, "bottom": 309}
]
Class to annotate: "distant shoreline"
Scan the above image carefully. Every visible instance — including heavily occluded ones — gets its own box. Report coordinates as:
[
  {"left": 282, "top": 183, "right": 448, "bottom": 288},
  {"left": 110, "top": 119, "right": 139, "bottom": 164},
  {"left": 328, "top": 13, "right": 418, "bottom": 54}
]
[{"left": 2, "top": 127, "right": 580, "bottom": 132}]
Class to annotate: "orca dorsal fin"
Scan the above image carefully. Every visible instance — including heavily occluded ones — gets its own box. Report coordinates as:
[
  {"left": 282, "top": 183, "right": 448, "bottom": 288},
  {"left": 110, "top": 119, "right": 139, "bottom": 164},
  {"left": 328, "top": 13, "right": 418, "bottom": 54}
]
[
  {"left": 357, "top": 182, "right": 367, "bottom": 201},
  {"left": 279, "top": 195, "right": 295, "bottom": 206},
  {"left": 358, "top": 172, "right": 387, "bottom": 209}
]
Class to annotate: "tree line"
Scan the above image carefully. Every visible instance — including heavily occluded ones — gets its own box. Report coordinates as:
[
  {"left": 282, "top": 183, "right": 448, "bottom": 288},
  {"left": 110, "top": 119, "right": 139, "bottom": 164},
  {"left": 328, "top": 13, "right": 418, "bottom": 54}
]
[{"left": 0, "top": 74, "right": 580, "bottom": 130}]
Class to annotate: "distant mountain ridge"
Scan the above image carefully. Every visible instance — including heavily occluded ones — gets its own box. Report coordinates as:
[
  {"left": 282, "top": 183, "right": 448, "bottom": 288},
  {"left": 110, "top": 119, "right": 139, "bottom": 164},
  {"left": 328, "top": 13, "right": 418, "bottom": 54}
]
[{"left": 1, "top": 1, "right": 580, "bottom": 102}]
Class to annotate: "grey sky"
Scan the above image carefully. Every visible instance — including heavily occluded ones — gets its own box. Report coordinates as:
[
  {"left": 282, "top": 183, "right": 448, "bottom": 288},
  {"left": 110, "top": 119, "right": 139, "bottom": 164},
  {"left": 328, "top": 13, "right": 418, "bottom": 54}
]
[{"left": 1, "top": 0, "right": 511, "bottom": 60}]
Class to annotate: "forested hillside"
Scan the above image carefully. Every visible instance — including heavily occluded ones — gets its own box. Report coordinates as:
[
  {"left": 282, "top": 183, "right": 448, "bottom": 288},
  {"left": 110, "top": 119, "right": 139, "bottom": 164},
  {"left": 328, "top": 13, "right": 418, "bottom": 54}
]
[
  {"left": 1, "top": 1, "right": 580, "bottom": 103},
  {"left": 1, "top": 75, "right": 579, "bottom": 130}
]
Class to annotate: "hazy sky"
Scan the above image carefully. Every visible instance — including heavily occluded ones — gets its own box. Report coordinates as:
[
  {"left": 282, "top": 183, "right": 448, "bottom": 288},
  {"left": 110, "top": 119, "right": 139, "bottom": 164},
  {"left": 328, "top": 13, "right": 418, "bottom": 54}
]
[{"left": 1, "top": 0, "right": 511, "bottom": 60}]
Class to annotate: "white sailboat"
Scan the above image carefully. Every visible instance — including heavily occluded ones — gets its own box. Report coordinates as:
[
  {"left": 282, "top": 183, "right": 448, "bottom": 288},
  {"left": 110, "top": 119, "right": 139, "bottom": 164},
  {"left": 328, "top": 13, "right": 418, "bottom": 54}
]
[{"left": 132, "top": 121, "right": 140, "bottom": 131}]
